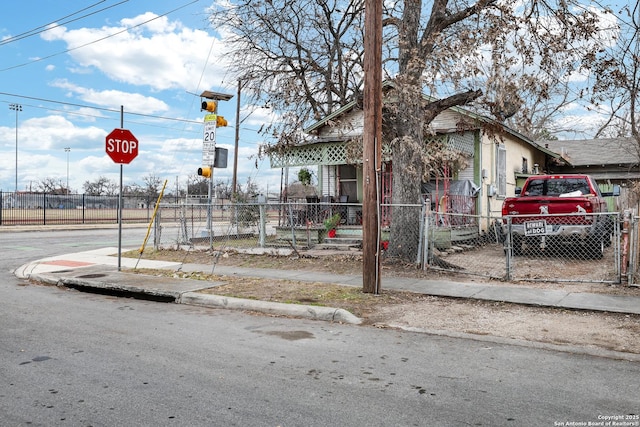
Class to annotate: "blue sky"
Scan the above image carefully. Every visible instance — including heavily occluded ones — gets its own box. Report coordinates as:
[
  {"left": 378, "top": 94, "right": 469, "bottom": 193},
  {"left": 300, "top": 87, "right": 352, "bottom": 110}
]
[
  {"left": 0, "top": 0, "right": 631, "bottom": 195},
  {"left": 0, "top": 0, "right": 278, "bottom": 195}
]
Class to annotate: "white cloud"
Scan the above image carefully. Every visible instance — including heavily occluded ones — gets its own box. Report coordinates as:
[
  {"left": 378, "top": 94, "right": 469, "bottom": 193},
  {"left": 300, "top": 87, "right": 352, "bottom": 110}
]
[
  {"left": 18, "top": 115, "right": 105, "bottom": 151},
  {"left": 50, "top": 79, "right": 169, "bottom": 112},
  {"left": 41, "top": 14, "right": 230, "bottom": 91}
]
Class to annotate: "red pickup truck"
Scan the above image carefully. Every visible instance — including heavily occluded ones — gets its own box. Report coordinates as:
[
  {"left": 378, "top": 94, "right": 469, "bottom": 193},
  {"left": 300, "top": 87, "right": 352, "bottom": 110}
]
[{"left": 501, "top": 174, "right": 616, "bottom": 258}]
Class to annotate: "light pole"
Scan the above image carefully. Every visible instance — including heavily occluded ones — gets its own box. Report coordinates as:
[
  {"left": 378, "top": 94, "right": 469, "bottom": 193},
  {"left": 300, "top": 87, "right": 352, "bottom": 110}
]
[
  {"left": 9, "top": 103, "right": 22, "bottom": 193},
  {"left": 64, "top": 147, "right": 71, "bottom": 194}
]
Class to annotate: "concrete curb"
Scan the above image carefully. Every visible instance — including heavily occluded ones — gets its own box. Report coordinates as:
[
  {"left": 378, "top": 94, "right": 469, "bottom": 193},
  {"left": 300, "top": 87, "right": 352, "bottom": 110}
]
[
  {"left": 22, "top": 269, "right": 363, "bottom": 325},
  {"left": 179, "top": 292, "right": 362, "bottom": 325}
]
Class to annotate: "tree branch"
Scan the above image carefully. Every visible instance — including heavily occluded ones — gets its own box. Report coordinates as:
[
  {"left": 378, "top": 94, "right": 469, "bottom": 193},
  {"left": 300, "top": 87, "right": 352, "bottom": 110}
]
[{"left": 423, "top": 89, "right": 483, "bottom": 121}]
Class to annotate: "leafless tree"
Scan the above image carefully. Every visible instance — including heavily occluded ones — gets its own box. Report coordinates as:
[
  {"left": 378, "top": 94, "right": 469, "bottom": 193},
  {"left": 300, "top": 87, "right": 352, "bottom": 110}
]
[
  {"left": 187, "top": 176, "right": 209, "bottom": 196},
  {"left": 142, "top": 173, "right": 162, "bottom": 199},
  {"left": 210, "top": 0, "right": 612, "bottom": 260},
  {"left": 209, "top": 0, "right": 367, "bottom": 145},
  {"left": 36, "top": 178, "right": 67, "bottom": 195},
  {"left": 588, "top": 3, "right": 640, "bottom": 144},
  {"left": 83, "top": 176, "right": 118, "bottom": 196}
]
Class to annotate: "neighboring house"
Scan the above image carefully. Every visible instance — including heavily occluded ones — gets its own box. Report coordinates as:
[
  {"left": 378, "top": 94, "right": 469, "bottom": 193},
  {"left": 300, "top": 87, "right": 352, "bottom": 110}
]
[
  {"left": 268, "top": 84, "right": 561, "bottom": 232},
  {"left": 542, "top": 137, "right": 640, "bottom": 210}
]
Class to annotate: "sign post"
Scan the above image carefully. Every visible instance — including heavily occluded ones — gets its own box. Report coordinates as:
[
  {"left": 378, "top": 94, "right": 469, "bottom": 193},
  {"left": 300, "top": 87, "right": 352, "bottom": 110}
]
[
  {"left": 106, "top": 115, "right": 139, "bottom": 270},
  {"left": 202, "top": 114, "right": 217, "bottom": 247}
]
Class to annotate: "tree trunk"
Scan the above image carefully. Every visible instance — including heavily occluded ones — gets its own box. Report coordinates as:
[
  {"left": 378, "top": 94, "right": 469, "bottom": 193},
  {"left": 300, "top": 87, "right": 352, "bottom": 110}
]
[{"left": 388, "top": 84, "right": 424, "bottom": 262}]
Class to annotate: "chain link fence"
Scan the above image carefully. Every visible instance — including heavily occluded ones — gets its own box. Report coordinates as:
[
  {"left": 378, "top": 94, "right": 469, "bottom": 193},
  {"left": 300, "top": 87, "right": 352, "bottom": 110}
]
[
  {"left": 503, "top": 212, "right": 621, "bottom": 283},
  {"left": 424, "top": 211, "right": 622, "bottom": 284},
  {"left": 148, "top": 200, "right": 636, "bottom": 286},
  {"left": 151, "top": 200, "right": 365, "bottom": 251},
  {"left": 422, "top": 211, "right": 507, "bottom": 280}
]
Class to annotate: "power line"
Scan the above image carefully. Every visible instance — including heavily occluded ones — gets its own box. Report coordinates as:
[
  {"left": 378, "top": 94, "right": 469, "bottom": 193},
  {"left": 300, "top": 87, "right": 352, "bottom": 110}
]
[
  {"left": 0, "top": 0, "right": 200, "bottom": 72},
  {"left": 0, "top": 1, "right": 129, "bottom": 46},
  {"left": 0, "top": 91, "right": 202, "bottom": 125}
]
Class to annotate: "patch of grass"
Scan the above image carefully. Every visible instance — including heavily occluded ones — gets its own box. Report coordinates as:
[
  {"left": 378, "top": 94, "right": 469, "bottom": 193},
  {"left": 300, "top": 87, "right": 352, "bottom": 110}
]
[{"left": 128, "top": 266, "right": 418, "bottom": 318}]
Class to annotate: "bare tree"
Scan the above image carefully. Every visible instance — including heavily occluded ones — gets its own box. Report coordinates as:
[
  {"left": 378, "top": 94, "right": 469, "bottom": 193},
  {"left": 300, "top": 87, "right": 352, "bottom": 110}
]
[
  {"left": 587, "top": 3, "right": 640, "bottom": 143},
  {"left": 209, "top": 0, "right": 367, "bottom": 145},
  {"left": 123, "top": 183, "right": 143, "bottom": 197},
  {"left": 187, "top": 176, "right": 209, "bottom": 196},
  {"left": 83, "top": 176, "right": 118, "bottom": 196},
  {"left": 211, "top": 0, "right": 610, "bottom": 260},
  {"left": 142, "top": 173, "right": 162, "bottom": 199},
  {"left": 36, "top": 178, "right": 67, "bottom": 195}
]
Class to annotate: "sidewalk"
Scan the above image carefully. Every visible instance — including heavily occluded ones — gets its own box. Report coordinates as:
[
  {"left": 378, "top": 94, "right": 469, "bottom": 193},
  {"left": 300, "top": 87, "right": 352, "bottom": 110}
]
[{"left": 14, "top": 248, "right": 640, "bottom": 323}]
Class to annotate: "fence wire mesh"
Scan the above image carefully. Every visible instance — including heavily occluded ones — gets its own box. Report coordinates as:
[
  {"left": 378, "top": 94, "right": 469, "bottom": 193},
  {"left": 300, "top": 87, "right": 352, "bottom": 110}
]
[
  {"left": 423, "top": 211, "right": 507, "bottom": 280},
  {"left": 152, "top": 201, "right": 365, "bottom": 251},
  {"left": 424, "top": 211, "right": 622, "bottom": 284},
  {"left": 503, "top": 212, "right": 620, "bottom": 283},
  {"left": 149, "top": 201, "right": 627, "bottom": 285}
]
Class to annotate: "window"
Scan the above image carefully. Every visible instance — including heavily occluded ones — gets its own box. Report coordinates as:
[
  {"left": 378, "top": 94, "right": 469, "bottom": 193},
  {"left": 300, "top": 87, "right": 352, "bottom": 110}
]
[
  {"left": 522, "top": 157, "right": 528, "bottom": 174},
  {"left": 338, "top": 165, "right": 358, "bottom": 202},
  {"left": 524, "top": 178, "right": 591, "bottom": 196},
  {"left": 497, "top": 144, "right": 506, "bottom": 197}
]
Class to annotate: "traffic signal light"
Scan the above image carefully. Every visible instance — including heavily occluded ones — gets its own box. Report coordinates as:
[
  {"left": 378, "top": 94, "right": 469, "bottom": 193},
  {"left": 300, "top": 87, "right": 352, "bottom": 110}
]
[
  {"left": 216, "top": 116, "right": 228, "bottom": 127},
  {"left": 201, "top": 101, "right": 217, "bottom": 112},
  {"left": 197, "top": 167, "right": 212, "bottom": 178}
]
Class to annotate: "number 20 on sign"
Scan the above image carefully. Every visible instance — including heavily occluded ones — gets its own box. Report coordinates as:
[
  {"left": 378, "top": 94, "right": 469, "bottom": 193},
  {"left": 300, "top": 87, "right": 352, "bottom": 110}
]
[{"left": 203, "top": 114, "right": 217, "bottom": 143}]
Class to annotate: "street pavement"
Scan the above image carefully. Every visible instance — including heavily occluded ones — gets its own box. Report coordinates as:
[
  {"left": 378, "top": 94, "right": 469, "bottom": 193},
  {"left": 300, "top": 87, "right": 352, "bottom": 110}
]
[{"left": 13, "top": 247, "right": 640, "bottom": 324}]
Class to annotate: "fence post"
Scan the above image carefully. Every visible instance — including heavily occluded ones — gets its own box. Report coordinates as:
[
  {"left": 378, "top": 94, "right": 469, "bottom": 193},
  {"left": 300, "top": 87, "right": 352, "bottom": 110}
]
[
  {"left": 505, "top": 216, "right": 512, "bottom": 281},
  {"left": 259, "top": 203, "right": 266, "bottom": 248},
  {"left": 422, "top": 200, "right": 431, "bottom": 271},
  {"left": 287, "top": 202, "right": 296, "bottom": 246},
  {"left": 43, "top": 193, "right": 47, "bottom": 225},
  {"left": 621, "top": 210, "right": 630, "bottom": 278},
  {"left": 632, "top": 214, "right": 639, "bottom": 285},
  {"left": 82, "top": 194, "right": 85, "bottom": 223},
  {"left": 154, "top": 208, "right": 161, "bottom": 250},
  {"left": 416, "top": 200, "right": 426, "bottom": 267},
  {"left": 0, "top": 192, "right": 3, "bottom": 225}
]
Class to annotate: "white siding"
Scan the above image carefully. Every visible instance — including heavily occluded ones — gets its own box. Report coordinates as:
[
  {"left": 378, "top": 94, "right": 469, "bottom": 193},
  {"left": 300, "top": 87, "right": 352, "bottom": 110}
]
[
  {"left": 320, "top": 165, "right": 337, "bottom": 197},
  {"left": 317, "top": 110, "right": 363, "bottom": 139}
]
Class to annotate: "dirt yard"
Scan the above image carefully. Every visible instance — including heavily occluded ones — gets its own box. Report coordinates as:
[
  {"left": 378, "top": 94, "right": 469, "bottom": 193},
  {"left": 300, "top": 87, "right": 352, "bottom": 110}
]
[{"left": 134, "top": 248, "right": 640, "bottom": 356}]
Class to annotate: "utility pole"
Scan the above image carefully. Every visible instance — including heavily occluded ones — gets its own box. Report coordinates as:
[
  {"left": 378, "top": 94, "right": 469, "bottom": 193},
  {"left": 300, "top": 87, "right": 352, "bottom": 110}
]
[
  {"left": 362, "top": 0, "right": 383, "bottom": 293},
  {"left": 65, "top": 147, "right": 71, "bottom": 194},
  {"left": 233, "top": 80, "right": 241, "bottom": 197}
]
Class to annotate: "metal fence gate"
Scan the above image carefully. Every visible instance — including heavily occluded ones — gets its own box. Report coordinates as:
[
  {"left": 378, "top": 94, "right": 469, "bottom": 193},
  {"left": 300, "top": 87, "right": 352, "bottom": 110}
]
[{"left": 424, "top": 211, "right": 624, "bottom": 285}]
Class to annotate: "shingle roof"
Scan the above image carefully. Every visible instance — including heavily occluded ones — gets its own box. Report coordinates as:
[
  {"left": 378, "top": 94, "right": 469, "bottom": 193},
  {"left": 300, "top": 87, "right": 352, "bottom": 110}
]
[{"left": 541, "top": 138, "right": 640, "bottom": 166}]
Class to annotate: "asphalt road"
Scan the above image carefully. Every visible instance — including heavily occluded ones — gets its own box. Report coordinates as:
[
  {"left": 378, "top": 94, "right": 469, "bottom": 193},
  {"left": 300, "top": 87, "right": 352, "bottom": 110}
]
[{"left": 1, "top": 228, "right": 639, "bottom": 426}]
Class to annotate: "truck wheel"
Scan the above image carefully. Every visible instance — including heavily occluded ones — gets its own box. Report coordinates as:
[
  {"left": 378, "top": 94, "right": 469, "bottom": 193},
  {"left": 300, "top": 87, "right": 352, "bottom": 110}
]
[{"left": 587, "top": 238, "right": 604, "bottom": 259}]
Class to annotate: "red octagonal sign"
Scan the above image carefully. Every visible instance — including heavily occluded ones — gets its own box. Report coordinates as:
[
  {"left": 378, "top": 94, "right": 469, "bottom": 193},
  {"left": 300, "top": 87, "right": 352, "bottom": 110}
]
[{"left": 106, "top": 128, "right": 138, "bottom": 164}]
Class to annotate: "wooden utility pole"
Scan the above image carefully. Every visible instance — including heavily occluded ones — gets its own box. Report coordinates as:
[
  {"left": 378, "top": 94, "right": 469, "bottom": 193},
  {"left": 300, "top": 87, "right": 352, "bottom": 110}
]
[
  {"left": 232, "top": 80, "right": 241, "bottom": 197},
  {"left": 362, "top": 0, "right": 382, "bottom": 293}
]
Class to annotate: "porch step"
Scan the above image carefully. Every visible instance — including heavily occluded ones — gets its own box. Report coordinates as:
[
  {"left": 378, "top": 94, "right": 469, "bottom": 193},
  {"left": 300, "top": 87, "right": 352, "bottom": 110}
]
[{"left": 316, "top": 235, "right": 363, "bottom": 251}]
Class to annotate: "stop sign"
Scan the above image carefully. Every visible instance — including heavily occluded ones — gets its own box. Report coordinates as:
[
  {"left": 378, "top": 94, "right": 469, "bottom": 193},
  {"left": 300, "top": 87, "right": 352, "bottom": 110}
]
[{"left": 106, "top": 128, "right": 138, "bottom": 164}]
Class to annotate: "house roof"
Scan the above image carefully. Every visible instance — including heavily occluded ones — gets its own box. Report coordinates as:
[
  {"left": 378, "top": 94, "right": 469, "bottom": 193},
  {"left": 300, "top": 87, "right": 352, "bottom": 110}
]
[
  {"left": 302, "top": 80, "right": 562, "bottom": 160},
  {"left": 541, "top": 138, "right": 640, "bottom": 167}
]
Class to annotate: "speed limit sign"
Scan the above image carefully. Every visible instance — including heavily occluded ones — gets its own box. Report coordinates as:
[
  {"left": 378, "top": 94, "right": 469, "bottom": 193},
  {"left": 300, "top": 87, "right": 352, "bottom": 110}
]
[{"left": 203, "top": 114, "right": 217, "bottom": 143}]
